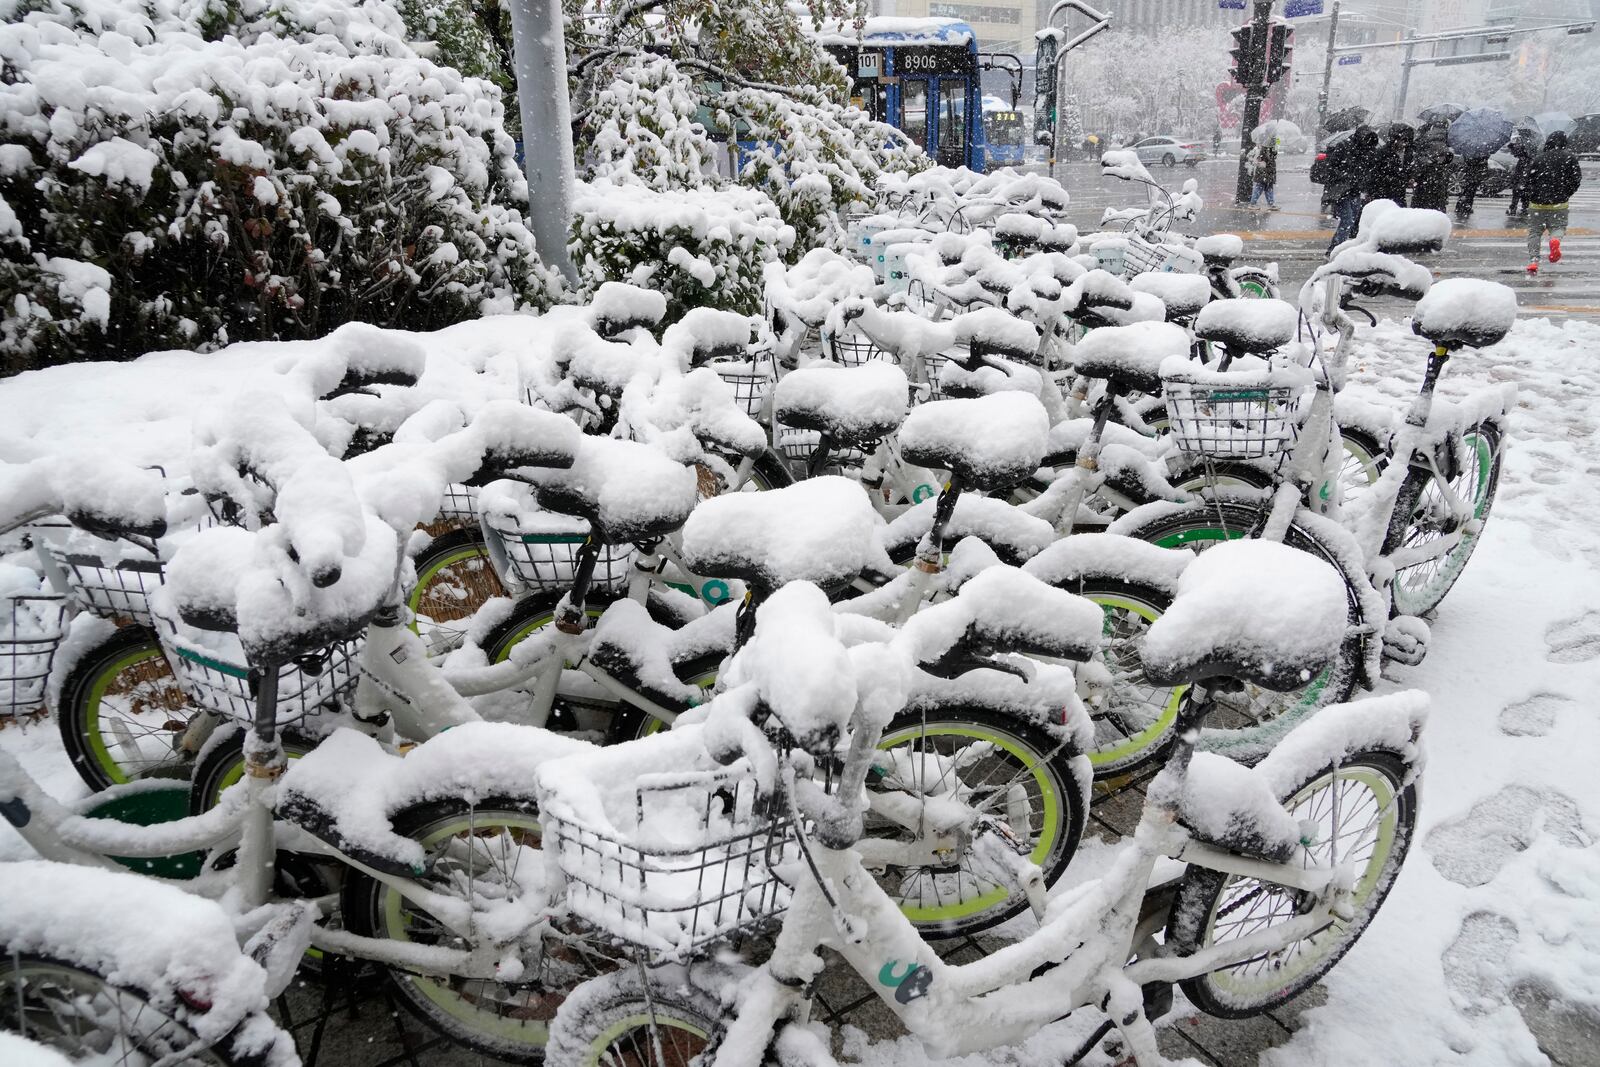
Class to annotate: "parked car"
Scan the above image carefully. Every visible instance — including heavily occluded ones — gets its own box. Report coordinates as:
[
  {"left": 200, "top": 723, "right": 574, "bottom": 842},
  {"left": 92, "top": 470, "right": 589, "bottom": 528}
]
[
  {"left": 1571, "top": 114, "right": 1600, "bottom": 157},
  {"left": 1130, "top": 135, "right": 1206, "bottom": 167}
]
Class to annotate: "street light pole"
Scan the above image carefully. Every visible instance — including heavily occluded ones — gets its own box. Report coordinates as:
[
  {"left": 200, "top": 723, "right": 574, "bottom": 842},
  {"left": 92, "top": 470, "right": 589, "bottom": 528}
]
[
  {"left": 1395, "top": 37, "right": 1416, "bottom": 120},
  {"left": 1235, "top": 0, "right": 1274, "bottom": 205},
  {"left": 1316, "top": 0, "right": 1341, "bottom": 141}
]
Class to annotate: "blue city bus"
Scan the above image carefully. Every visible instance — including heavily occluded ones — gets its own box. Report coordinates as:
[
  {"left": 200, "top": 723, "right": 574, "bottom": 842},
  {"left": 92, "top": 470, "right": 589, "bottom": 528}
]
[
  {"left": 821, "top": 18, "right": 1020, "bottom": 172},
  {"left": 983, "top": 96, "right": 1027, "bottom": 168}
]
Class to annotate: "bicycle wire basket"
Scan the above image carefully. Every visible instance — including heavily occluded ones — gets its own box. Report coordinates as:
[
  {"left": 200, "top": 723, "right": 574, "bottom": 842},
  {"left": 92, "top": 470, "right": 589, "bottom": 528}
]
[
  {"left": 546, "top": 763, "right": 801, "bottom": 962},
  {"left": 821, "top": 327, "right": 886, "bottom": 368},
  {"left": 487, "top": 526, "right": 636, "bottom": 594},
  {"left": 436, "top": 482, "right": 481, "bottom": 526},
  {"left": 1, "top": 593, "right": 68, "bottom": 717},
  {"left": 157, "top": 616, "right": 362, "bottom": 724},
  {"left": 709, "top": 347, "right": 776, "bottom": 421},
  {"left": 1123, "top": 234, "right": 1176, "bottom": 277},
  {"left": 44, "top": 546, "right": 166, "bottom": 628},
  {"left": 1162, "top": 371, "right": 1305, "bottom": 462}
]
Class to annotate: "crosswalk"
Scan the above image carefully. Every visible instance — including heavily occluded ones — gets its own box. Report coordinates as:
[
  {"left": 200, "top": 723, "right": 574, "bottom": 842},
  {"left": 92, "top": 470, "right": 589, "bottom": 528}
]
[{"left": 1243, "top": 232, "right": 1600, "bottom": 320}]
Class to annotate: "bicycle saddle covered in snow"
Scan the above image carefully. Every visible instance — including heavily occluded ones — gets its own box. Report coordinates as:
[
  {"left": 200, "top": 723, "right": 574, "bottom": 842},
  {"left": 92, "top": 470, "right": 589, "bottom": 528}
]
[
  {"left": 1139, "top": 539, "right": 1347, "bottom": 692},
  {"left": 1194, "top": 233, "right": 1244, "bottom": 266},
  {"left": 898, "top": 393, "right": 1048, "bottom": 492},
  {"left": 1193, "top": 298, "right": 1298, "bottom": 356},
  {"left": 1130, "top": 271, "right": 1211, "bottom": 322},
  {"left": 1410, "top": 278, "right": 1517, "bottom": 352},
  {"left": 1072, "top": 321, "right": 1193, "bottom": 396},
  {"left": 531, "top": 436, "right": 699, "bottom": 547},
  {"left": 774, "top": 361, "right": 909, "bottom": 448},
  {"left": 680, "top": 476, "right": 888, "bottom": 594}
]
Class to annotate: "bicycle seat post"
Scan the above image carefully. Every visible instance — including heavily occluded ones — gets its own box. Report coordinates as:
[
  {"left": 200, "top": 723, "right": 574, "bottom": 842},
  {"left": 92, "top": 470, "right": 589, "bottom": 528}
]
[{"left": 239, "top": 663, "right": 285, "bottom": 908}]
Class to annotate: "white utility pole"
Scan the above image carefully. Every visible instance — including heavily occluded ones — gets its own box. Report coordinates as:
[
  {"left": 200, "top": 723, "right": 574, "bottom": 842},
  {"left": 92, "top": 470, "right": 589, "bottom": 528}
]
[{"left": 507, "top": 0, "right": 579, "bottom": 285}]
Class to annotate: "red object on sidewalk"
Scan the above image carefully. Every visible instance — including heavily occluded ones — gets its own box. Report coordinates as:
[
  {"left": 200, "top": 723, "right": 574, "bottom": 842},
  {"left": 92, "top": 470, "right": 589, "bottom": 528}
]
[
  {"left": 1527, "top": 261, "right": 1539, "bottom": 273},
  {"left": 1549, "top": 238, "right": 1563, "bottom": 263}
]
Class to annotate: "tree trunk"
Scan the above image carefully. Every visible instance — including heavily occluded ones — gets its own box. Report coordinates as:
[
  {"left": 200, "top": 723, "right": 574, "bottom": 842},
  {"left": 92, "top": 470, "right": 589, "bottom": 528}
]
[{"left": 506, "top": 0, "right": 578, "bottom": 286}]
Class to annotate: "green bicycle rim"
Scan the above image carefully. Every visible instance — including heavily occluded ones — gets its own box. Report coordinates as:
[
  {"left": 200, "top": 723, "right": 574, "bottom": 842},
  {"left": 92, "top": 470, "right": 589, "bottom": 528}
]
[
  {"left": 1084, "top": 594, "right": 1184, "bottom": 772},
  {"left": 408, "top": 543, "right": 496, "bottom": 635},
  {"left": 83, "top": 644, "right": 173, "bottom": 787},
  {"left": 874, "top": 723, "right": 1061, "bottom": 924},
  {"left": 1391, "top": 431, "right": 1493, "bottom": 615},
  {"left": 381, "top": 810, "right": 550, "bottom": 1049},
  {"left": 1200, "top": 765, "right": 1398, "bottom": 999},
  {"left": 583, "top": 1014, "right": 710, "bottom": 1067}
]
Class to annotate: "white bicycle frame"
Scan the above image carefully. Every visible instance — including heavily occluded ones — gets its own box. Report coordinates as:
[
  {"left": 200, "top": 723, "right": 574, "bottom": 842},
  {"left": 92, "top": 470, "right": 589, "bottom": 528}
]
[{"left": 683, "top": 700, "right": 1362, "bottom": 1067}]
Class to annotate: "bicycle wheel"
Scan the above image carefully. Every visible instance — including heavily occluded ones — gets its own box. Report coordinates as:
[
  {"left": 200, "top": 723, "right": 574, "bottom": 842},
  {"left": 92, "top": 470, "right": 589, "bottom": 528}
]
[
  {"left": 343, "top": 795, "right": 619, "bottom": 1063},
  {"left": 1166, "top": 750, "right": 1417, "bottom": 1018},
  {"left": 1336, "top": 425, "right": 1385, "bottom": 510},
  {"left": 59, "top": 626, "right": 197, "bottom": 791},
  {"left": 1068, "top": 579, "right": 1185, "bottom": 779},
  {"left": 189, "top": 725, "right": 318, "bottom": 815},
  {"left": 0, "top": 952, "right": 272, "bottom": 1066},
  {"left": 409, "top": 527, "right": 508, "bottom": 653},
  {"left": 1116, "top": 503, "right": 1362, "bottom": 735},
  {"left": 870, "top": 709, "right": 1087, "bottom": 937},
  {"left": 1383, "top": 423, "right": 1501, "bottom": 618},
  {"left": 546, "top": 967, "right": 724, "bottom": 1067}
]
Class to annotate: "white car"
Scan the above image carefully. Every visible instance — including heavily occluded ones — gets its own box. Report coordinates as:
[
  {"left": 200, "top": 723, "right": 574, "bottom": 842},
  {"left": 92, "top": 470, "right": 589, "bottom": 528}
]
[{"left": 1130, "top": 136, "right": 1205, "bottom": 167}]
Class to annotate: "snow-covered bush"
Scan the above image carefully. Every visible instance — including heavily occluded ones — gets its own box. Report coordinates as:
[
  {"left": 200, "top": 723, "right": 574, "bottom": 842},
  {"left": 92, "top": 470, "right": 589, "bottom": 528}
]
[
  {"left": 719, "top": 86, "right": 922, "bottom": 254},
  {"left": 580, "top": 56, "right": 717, "bottom": 191},
  {"left": 571, "top": 180, "right": 793, "bottom": 323},
  {"left": 0, "top": 0, "right": 557, "bottom": 372}
]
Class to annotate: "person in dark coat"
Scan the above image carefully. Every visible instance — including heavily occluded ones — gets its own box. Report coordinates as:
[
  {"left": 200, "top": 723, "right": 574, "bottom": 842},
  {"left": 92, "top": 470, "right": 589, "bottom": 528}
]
[
  {"left": 1505, "top": 134, "right": 1535, "bottom": 219},
  {"left": 1326, "top": 125, "right": 1379, "bottom": 254},
  {"left": 1367, "top": 124, "right": 1414, "bottom": 205},
  {"left": 1524, "top": 130, "right": 1584, "bottom": 272},
  {"left": 1456, "top": 154, "right": 1490, "bottom": 217},
  {"left": 1410, "top": 120, "right": 1453, "bottom": 212},
  {"left": 1248, "top": 139, "right": 1279, "bottom": 208}
]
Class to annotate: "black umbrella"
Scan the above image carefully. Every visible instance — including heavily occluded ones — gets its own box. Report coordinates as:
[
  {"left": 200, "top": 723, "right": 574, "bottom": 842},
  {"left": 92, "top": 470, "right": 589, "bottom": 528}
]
[
  {"left": 1418, "top": 102, "right": 1466, "bottom": 124},
  {"left": 1324, "top": 106, "right": 1370, "bottom": 132}
]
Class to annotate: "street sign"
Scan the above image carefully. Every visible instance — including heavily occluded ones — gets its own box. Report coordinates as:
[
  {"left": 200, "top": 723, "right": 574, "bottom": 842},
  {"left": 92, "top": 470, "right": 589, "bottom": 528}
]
[
  {"left": 858, "top": 52, "right": 881, "bottom": 78},
  {"left": 1338, "top": 53, "right": 1361, "bottom": 65},
  {"left": 1285, "top": 0, "right": 1323, "bottom": 15},
  {"left": 1219, "top": 0, "right": 1247, "bottom": 9}
]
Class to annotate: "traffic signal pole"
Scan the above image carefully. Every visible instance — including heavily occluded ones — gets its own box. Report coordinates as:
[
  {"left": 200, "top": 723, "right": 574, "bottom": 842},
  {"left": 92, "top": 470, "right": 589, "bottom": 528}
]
[
  {"left": 1235, "top": 0, "right": 1274, "bottom": 205},
  {"left": 1315, "top": 0, "right": 1341, "bottom": 140}
]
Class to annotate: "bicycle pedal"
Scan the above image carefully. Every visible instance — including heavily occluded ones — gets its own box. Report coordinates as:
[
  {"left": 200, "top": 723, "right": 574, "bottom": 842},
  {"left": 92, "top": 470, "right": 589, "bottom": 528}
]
[
  {"left": 1141, "top": 980, "right": 1173, "bottom": 1021},
  {"left": 1382, "top": 615, "right": 1431, "bottom": 666}
]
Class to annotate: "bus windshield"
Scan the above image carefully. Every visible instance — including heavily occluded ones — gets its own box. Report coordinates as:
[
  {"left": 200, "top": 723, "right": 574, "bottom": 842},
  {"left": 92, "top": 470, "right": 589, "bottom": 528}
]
[{"left": 986, "top": 110, "right": 1023, "bottom": 146}]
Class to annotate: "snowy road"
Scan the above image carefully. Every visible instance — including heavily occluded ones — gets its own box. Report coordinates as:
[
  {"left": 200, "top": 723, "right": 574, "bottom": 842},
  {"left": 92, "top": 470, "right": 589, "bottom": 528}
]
[{"left": 1034, "top": 160, "right": 1600, "bottom": 323}]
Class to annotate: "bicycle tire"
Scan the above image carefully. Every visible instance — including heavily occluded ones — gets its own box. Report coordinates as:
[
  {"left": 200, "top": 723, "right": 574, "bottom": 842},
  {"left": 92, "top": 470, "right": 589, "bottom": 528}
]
[
  {"left": 409, "top": 527, "right": 507, "bottom": 653},
  {"left": 1060, "top": 578, "right": 1185, "bottom": 780},
  {"left": 871, "top": 708, "right": 1087, "bottom": 937},
  {"left": 546, "top": 967, "right": 725, "bottom": 1067},
  {"left": 0, "top": 950, "right": 288, "bottom": 1066},
  {"left": 342, "top": 795, "right": 618, "bottom": 1063},
  {"left": 58, "top": 625, "right": 196, "bottom": 791},
  {"left": 1382, "top": 422, "right": 1501, "bottom": 618},
  {"left": 1113, "top": 503, "right": 1363, "bottom": 745},
  {"left": 1335, "top": 425, "right": 1385, "bottom": 510},
  {"left": 1166, "top": 749, "right": 1417, "bottom": 1018},
  {"left": 188, "top": 724, "right": 319, "bottom": 816}
]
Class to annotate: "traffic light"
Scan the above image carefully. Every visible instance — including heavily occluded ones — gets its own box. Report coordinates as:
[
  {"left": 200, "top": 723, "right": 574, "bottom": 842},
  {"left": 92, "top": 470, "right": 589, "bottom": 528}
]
[
  {"left": 1266, "top": 22, "right": 1294, "bottom": 84},
  {"left": 1230, "top": 24, "right": 1261, "bottom": 86}
]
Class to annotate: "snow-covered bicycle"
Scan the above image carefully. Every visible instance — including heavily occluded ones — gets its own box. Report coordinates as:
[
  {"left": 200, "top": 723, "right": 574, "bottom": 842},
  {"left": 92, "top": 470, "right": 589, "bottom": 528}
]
[{"left": 542, "top": 540, "right": 1427, "bottom": 1067}]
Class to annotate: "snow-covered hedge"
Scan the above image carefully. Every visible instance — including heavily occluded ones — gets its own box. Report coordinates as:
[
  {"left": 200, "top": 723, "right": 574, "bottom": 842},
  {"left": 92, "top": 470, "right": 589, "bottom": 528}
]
[
  {"left": 575, "top": 54, "right": 922, "bottom": 260},
  {"left": 0, "top": 0, "right": 556, "bottom": 372},
  {"left": 571, "top": 180, "right": 794, "bottom": 323}
]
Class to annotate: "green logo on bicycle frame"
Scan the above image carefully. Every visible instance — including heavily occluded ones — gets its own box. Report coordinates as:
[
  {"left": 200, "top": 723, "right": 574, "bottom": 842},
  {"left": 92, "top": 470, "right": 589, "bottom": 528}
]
[
  {"left": 912, "top": 484, "right": 938, "bottom": 503},
  {"left": 701, "top": 579, "right": 732, "bottom": 605}
]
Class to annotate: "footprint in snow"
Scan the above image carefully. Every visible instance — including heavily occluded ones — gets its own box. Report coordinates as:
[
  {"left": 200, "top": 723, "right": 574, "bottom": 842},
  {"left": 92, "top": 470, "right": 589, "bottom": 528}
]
[
  {"left": 1443, "top": 913, "right": 1600, "bottom": 1063},
  {"left": 1442, "top": 912, "right": 1519, "bottom": 1014},
  {"left": 1544, "top": 612, "right": 1600, "bottom": 664},
  {"left": 1497, "top": 693, "right": 1575, "bottom": 737},
  {"left": 1425, "top": 785, "right": 1591, "bottom": 888}
]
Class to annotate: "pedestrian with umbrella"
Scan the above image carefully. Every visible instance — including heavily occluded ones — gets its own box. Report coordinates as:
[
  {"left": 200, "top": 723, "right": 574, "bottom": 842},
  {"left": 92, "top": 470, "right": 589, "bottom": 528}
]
[
  {"left": 1505, "top": 130, "right": 1536, "bottom": 220},
  {"left": 1524, "top": 131, "right": 1583, "bottom": 273},
  {"left": 1326, "top": 124, "right": 1380, "bottom": 254},
  {"left": 1368, "top": 124, "right": 1414, "bottom": 205},
  {"left": 1411, "top": 118, "right": 1454, "bottom": 211},
  {"left": 1448, "top": 107, "right": 1514, "bottom": 218}
]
